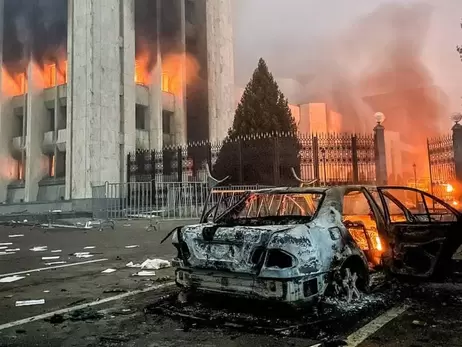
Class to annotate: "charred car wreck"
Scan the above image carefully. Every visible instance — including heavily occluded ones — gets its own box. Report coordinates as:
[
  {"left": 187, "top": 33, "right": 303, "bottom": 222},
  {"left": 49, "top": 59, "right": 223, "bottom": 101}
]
[{"left": 171, "top": 185, "right": 462, "bottom": 305}]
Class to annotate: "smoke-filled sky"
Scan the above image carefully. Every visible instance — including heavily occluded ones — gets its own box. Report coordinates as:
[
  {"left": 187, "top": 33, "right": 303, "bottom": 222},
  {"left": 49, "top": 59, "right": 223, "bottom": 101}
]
[{"left": 233, "top": 0, "right": 462, "bottom": 129}]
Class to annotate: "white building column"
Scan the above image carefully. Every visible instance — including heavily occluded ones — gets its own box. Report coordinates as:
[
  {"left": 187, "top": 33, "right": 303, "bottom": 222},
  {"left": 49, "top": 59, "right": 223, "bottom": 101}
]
[
  {"left": 0, "top": 0, "right": 11, "bottom": 203},
  {"left": 205, "top": 0, "right": 235, "bottom": 143},
  {"left": 173, "top": 0, "right": 187, "bottom": 145},
  {"left": 121, "top": 0, "right": 136, "bottom": 183},
  {"left": 24, "top": 62, "right": 48, "bottom": 202},
  {"left": 149, "top": 0, "right": 163, "bottom": 151},
  {"left": 68, "top": 0, "right": 132, "bottom": 199}
]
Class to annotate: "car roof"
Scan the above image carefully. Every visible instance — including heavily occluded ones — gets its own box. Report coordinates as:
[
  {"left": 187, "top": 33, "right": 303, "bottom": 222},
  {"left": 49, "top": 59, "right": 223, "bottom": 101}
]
[{"left": 247, "top": 185, "right": 378, "bottom": 194}]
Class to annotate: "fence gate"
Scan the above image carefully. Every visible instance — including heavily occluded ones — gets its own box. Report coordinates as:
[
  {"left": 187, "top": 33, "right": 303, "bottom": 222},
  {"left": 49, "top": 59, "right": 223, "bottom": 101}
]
[{"left": 427, "top": 134, "right": 456, "bottom": 198}]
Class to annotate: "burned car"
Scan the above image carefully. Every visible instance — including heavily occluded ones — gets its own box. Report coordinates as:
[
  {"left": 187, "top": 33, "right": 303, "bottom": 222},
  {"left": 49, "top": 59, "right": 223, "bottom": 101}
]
[{"left": 171, "top": 186, "right": 462, "bottom": 305}]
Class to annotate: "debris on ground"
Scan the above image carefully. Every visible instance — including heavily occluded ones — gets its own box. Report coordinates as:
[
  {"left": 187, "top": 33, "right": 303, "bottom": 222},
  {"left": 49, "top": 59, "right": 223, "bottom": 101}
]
[
  {"left": 103, "top": 289, "right": 128, "bottom": 294},
  {"left": 30, "top": 246, "right": 47, "bottom": 252},
  {"left": 102, "top": 268, "right": 117, "bottom": 274},
  {"left": 99, "top": 336, "right": 130, "bottom": 343},
  {"left": 134, "top": 271, "right": 156, "bottom": 277},
  {"left": 0, "top": 275, "right": 25, "bottom": 283},
  {"left": 15, "top": 299, "right": 45, "bottom": 307},
  {"left": 45, "top": 308, "right": 104, "bottom": 324},
  {"left": 126, "top": 258, "right": 171, "bottom": 270},
  {"left": 45, "top": 261, "right": 67, "bottom": 266},
  {"left": 69, "top": 308, "right": 103, "bottom": 321},
  {"left": 73, "top": 252, "right": 93, "bottom": 258}
]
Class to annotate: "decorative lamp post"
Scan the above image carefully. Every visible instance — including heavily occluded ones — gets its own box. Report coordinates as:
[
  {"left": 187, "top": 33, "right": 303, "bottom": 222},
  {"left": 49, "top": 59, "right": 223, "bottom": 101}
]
[
  {"left": 451, "top": 112, "right": 462, "bottom": 128},
  {"left": 374, "top": 112, "right": 386, "bottom": 126}
]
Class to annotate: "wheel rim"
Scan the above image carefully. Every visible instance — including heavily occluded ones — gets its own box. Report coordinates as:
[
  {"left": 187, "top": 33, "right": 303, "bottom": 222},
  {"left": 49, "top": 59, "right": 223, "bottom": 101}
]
[{"left": 341, "top": 268, "right": 363, "bottom": 303}]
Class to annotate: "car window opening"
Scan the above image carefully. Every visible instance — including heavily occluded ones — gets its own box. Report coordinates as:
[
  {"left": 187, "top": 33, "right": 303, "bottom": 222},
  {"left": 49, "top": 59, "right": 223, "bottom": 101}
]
[
  {"left": 213, "top": 192, "right": 324, "bottom": 226},
  {"left": 343, "top": 191, "right": 383, "bottom": 267}
]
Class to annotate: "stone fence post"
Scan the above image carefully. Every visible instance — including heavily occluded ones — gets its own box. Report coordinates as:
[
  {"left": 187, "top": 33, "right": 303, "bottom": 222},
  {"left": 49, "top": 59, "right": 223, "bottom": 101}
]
[
  {"left": 452, "top": 123, "right": 462, "bottom": 183},
  {"left": 374, "top": 113, "right": 388, "bottom": 185}
]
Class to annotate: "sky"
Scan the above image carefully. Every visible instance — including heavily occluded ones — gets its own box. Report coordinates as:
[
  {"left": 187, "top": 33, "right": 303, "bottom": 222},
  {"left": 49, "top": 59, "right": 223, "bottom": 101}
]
[{"left": 232, "top": 0, "right": 462, "bottom": 119}]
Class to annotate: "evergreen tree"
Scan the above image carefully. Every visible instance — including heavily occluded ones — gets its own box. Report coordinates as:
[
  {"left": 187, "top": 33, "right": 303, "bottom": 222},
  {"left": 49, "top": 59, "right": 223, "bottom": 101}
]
[{"left": 213, "top": 58, "right": 301, "bottom": 185}]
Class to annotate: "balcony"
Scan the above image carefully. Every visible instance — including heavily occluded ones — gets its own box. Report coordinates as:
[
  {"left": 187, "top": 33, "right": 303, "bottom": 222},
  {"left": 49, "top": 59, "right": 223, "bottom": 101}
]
[
  {"left": 42, "top": 129, "right": 67, "bottom": 154},
  {"left": 135, "top": 83, "right": 175, "bottom": 112},
  {"left": 136, "top": 129, "right": 150, "bottom": 150},
  {"left": 56, "top": 129, "right": 67, "bottom": 152},
  {"left": 11, "top": 136, "right": 26, "bottom": 158},
  {"left": 42, "top": 131, "right": 55, "bottom": 154}
]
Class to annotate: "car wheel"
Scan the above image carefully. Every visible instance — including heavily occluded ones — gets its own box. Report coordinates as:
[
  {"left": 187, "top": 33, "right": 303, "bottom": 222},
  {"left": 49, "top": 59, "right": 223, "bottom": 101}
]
[{"left": 330, "top": 261, "right": 369, "bottom": 304}]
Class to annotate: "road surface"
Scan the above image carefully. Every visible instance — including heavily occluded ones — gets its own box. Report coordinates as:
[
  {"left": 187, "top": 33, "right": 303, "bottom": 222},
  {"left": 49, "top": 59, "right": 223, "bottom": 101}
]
[{"left": 0, "top": 221, "right": 461, "bottom": 347}]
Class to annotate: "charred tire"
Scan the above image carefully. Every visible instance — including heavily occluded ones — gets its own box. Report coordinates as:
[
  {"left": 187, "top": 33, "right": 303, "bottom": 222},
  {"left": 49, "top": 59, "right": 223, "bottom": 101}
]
[
  {"left": 328, "top": 257, "right": 370, "bottom": 303},
  {"left": 341, "top": 257, "right": 370, "bottom": 293}
]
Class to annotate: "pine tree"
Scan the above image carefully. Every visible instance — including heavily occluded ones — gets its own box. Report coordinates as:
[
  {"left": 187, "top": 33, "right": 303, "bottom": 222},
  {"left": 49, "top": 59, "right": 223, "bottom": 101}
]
[{"left": 213, "top": 58, "right": 301, "bottom": 185}]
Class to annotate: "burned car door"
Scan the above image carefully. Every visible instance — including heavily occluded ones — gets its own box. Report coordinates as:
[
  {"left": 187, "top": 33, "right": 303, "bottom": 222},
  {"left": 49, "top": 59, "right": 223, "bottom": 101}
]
[{"left": 377, "top": 187, "right": 461, "bottom": 278}]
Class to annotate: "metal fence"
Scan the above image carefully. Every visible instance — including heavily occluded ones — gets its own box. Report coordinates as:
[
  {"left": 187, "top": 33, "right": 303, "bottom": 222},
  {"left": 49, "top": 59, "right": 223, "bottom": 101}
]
[
  {"left": 128, "top": 132, "right": 377, "bottom": 186},
  {"left": 427, "top": 134, "right": 456, "bottom": 199},
  {"left": 91, "top": 181, "right": 270, "bottom": 221}
]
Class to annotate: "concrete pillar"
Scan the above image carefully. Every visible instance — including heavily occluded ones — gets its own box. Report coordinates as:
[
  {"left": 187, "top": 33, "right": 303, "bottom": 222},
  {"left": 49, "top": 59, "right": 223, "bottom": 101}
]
[
  {"left": 374, "top": 124, "right": 388, "bottom": 186},
  {"left": 64, "top": 0, "right": 73, "bottom": 200},
  {"left": 121, "top": 0, "right": 136, "bottom": 183},
  {"left": 24, "top": 62, "right": 48, "bottom": 202},
  {"left": 0, "top": 0, "right": 7, "bottom": 202},
  {"left": 173, "top": 0, "right": 187, "bottom": 145},
  {"left": 149, "top": 0, "right": 163, "bottom": 151},
  {"left": 205, "top": 0, "right": 235, "bottom": 143},
  {"left": 452, "top": 123, "right": 462, "bottom": 183},
  {"left": 68, "top": 0, "right": 131, "bottom": 198}
]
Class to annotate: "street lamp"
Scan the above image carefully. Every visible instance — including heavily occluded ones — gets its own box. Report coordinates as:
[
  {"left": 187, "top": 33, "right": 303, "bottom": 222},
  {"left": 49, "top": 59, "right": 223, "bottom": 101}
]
[
  {"left": 451, "top": 112, "right": 462, "bottom": 125},
  {"left": 374, "top": 112, "right": 386, "bottom": 125}
]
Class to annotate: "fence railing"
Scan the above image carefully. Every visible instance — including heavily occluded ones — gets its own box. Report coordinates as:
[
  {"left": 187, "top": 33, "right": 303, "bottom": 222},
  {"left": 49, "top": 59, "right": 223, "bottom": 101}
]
[
  {"left": 91, "top": 182, "right": 270, "bottom": 221},
  {"left": 128, "top": 132, "right": 378, "bottom": 186}
]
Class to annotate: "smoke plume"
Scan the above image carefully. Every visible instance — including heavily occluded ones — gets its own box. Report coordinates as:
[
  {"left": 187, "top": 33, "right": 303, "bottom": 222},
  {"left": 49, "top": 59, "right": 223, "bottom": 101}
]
[{"left": 3, "top": 0, "right": 68, "bottom": 73}]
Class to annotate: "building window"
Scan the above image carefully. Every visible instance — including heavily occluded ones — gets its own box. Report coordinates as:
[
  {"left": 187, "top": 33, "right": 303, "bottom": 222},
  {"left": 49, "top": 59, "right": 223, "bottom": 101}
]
[
  {"left": 48, "top": 155, "right": 55, "bottom": 177},
  {"left": 161, "top": 73, "right": 171, "bottom": 93},
  {"left": 59, "top": 106, "right": 67, "bottom": 130},
  {"left": 48, "top": 108, "right": 55, "bottom": 132},
  {"left": 17, "top": 159, "right": 25, "bottom": 181},
  {"left": 136, "top": 105, "right": 147, "bottom": 130},
  {"left": 185, "top": 0, "right": 195, "bottom": 23},
  {"left": 14, "top": 111, "right": 24, "bottom": 137},
  {"left": 162, "top": 111, "right": 172, "bottom": 134},
  {"left": 56, "top": 152, "right": 66, "bottom": 178}
]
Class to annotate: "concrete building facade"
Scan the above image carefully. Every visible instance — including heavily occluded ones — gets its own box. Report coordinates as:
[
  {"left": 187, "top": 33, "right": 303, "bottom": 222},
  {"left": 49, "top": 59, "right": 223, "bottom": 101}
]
[{"left": 0, "top": 0, "right": 235, "bottom": 203}]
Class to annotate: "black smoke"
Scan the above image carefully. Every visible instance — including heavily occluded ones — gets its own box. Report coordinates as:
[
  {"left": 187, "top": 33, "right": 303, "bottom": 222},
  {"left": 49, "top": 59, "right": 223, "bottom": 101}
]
[
  {"left": 135, "top": 0, "right": 181, "bottom": 71},
  {"left": 3, "top": 0, "right": 67, "bottom": 74}
]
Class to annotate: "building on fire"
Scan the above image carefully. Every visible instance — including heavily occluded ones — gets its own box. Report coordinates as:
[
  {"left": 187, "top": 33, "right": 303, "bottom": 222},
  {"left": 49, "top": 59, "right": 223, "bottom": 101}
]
[{"left": 0, "top": 0, "right": 235, "bottom": 203}]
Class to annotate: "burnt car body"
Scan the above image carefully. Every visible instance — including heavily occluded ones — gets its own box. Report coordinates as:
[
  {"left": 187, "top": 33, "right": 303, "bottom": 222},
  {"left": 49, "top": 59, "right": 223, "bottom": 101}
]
[{"left": 172, "top": 186, "right": 462, "bottom": 305}]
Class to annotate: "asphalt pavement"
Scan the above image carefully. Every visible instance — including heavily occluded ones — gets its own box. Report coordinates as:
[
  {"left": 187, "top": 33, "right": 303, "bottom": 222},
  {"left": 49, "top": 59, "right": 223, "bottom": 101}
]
[{"left": 0, "top": 220, "right": 461, "bottom": 347}]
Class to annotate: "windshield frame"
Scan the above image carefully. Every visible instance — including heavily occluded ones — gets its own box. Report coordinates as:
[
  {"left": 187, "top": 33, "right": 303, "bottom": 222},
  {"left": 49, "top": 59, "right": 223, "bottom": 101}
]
[{"left": 213, "top": 191, "right": 325, "bottom": 224}]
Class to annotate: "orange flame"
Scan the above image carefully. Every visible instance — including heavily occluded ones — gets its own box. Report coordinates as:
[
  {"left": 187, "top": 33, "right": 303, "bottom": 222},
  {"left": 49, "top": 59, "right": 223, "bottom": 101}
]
[
  {"left": 1, "top": 68, "right": 27, "bottom": 97},
  {"left": 135, "top": 50, "right": 152, "bottom": 86},
  {"left": 135, "top": 45, "right": 200, "bottom": 96},
  {"left": 162, "top": 53, "right": 200, "bottom": 95}
]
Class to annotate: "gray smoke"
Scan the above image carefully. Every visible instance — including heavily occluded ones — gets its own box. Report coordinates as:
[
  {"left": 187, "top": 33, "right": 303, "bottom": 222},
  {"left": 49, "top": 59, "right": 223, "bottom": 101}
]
[{"left": 3, "top": 0, "right": 67, "bottom": 73}]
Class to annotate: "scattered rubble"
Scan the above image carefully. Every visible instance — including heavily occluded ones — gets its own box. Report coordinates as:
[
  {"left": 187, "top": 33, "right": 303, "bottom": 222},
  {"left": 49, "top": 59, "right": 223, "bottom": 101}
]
[
  {"left": 15, "top": 299, "right": 45, "bottom": 307},
  {"left": 73, "top": 252, "right": 94, "bottom": 258},
  {"left": 126, "top": 259, "right": 171, "bottom": 270},
  {"left": 30, "top": 246, "right": 48, "bottom": 252},
  {"left": 0, "top": 275, "right": 25, "bottom": 283}
]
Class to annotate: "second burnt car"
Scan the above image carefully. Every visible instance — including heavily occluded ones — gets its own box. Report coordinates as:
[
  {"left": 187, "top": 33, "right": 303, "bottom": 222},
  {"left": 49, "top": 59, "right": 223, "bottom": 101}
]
[{"left": 171, "top": 185, "right": 462, "bottom": 305}]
